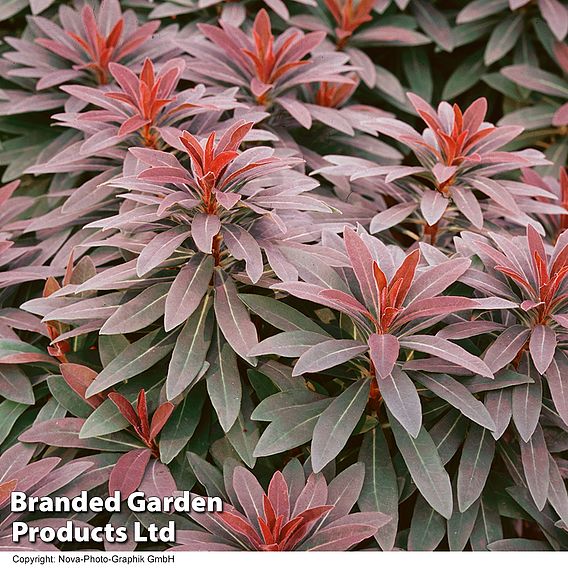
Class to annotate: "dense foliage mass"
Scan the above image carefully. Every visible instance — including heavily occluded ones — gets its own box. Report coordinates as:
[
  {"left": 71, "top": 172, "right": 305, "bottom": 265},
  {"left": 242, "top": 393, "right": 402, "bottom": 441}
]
[{"left": 0, "top": 0, "right": 567, "bottom": 552}]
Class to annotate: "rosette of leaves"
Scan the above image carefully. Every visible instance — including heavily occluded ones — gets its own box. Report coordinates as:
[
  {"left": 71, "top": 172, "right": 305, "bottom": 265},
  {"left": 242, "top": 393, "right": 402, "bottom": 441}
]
[
  {"left": 22, "top": 120, "right": 330, "bottom": 443},
  {"left": 30, "top": 57, "right": 242, "bottom": 173},
  {"left": 177, "top": 458, "right": 389, "bottom": 551},
  {"left": 182, "top": 9, "right": 356, "bottom": 130},
  {"left": 348, "top": 93, "right": 551, "bottom": 240},
  {"left": 249, "top": 228, "right": 512, "bottom": 476},
  {"left": 457, "top": 225, "right": 568, "bottom": 429}
]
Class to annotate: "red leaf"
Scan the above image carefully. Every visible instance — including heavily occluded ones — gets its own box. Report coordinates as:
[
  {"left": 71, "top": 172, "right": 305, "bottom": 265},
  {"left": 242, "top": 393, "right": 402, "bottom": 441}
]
[
  {"left": 108, "top": 392, "right": 140, "bottom": 432},
  {"left": 149, "top": 402, "right": 174, "bottom": 441},
  {"left": 108, "top": 448, "right": 152, "bottom": 499}
]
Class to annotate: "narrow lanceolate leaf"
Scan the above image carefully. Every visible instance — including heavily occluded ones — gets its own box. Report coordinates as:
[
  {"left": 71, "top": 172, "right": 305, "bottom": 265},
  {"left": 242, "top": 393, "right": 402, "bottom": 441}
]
[
  {"left": 0, "top": 400, "right": 27, "bottom": 445},
  {"left": 240, "top": 294, "right": 328, "bottom": 335},
  {"left": 484, "top": 14, "right": 523, "bottom": 65},
  {"left": 249, "top": 330, "right": 327, "bottom": 358},
  {"left": 484, "top": 388, "right": 512, "bottom": 439},
  {"left": 164, "top": 254, "right": 214, "bottom": 332},
  {"left": 100, "top": 283, "right": 169, "bottom": 335},
  {"left": 447, "top": 493, "right": 480, "bottom": 551},
  {"left": 408, "top": 494, "right": 446, "bottom": 551},
  {"left": 311, "top": 379, "right": 371, "bottom": 473},
  {"left": 192, "top": 213, "right": 220, "bottom": 254},
  {"left": 546, "top": 351, "right": 568, "bottom": 427},
  {"left": 388, "top": 410, "right": 453, "bottom": 519},
  {"left": 412, "top": 371, "right": 496, "bottom": 431},
  {"left": 206, "top": 335, "right": 241, "bottom": 433},
  {"left": 253, "top": 399, "right": 331, "bottom": 457},
  {"left": 136, "top": 226, "right": 191, "bottom": 276},
  {"left": 293, "top": 339, "right": 368, "bottom": 376},
  {"left": 379, "top": 367, "right": 422, "bottom": 438},
  {"left": 368, "top": 333, "right": 399, "bottom": 379},
  {"left": 108, "top": 449, "right": 152, "bottom": 499},
  {"left": 529, "top": 325, "right": 556, "bottom": 375},
  {"left": 483, "top": 326, "right": 530, "bottom": 373},
  {"left": 401, "top": 335, "right": 493, "bottom": 378},
  {"left": 548, "top": 456, "right": 568, "bottom": 526},
  {"left": 86, "top": 330, "right": 176, "bottom": 397},
  {"left": 457, "top": 424, "right": 495, "bottom": 512},
  {"left": 0, "top": 364, "right": 34, "bottom": 405},
  {"left": 520, "top": 424, "right": 550, "bottom": 511},
  {"left": 167, "top": 297, "right": 213, "bottom": 400},
  {"left": 512, "top": 372, "right": 542, "bottom": 442},
  {"left": 213, "top": 270, "right": 258, "bottom": 362},
  {"left": 358, "top": 428, "right": 399, "bottom": 551},
  {"left": 159, "top": 383, "right": 205, "bottom": 464},
  {"left": 222, "top": 225, "right": 263, "bottom": 284},
  {"left": 469, "top": 493, "right": 503, "bottom": 551},
  {"left": 186, "top": 452, "right": 226, "bottom": 500},
  {"left": 343, "top": 227, "right": 377, "bottom": 309}
]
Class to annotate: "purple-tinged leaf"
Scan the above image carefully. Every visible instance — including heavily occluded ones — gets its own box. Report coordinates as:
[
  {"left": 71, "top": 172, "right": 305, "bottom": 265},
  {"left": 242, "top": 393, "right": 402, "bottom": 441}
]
[
  {"left": 421, "top": 190, "right": 448, "bottom": 226},
  {"left": 512, "top": 372, "right": 542, "bottom": 443},
  {"left": 192, "top": 213, "right": 221, "bottom": 254},
  {"left": 408, "top": 494, "right": 446, "bottom": 550},
  {"left": 484, "top": 388, "right": 512, "bottom": 440},
  {"left": 412, "top": 0, "right": 454, "bottom": 52},
  {"left": 548, "top": 456, "right": 568, "bottom": 526},
  {"left": 484, "top": 14, "right": 523, "bottom": 65},
  {"left": 222, "top": 225, "right": 263, "bottom": 284},
  {"left": 299, "top": 512, "right": 388, "bottom": 551},
  {"left": 457, "top": 424, "right": 495, "bottom": 512},
  {"left": 368, "top": 333, "right": 399, "bottom": 379},
  {"left": 520, "top": 424, "right": 550, "bottom": 510},
  {"left": 412, "top": 372, "right": 495, "bottom": 430},
  {"left": 86, "top": 330, "right": 176, "bottom": 397},
  {"left": 379, "top": 367, "right": 422, "bottom": 438},
  {"left": 343, "top": 227, "right": 377, "bottom": 311},
  {"left": 100, "top": 284, "right": 169, "bottom": 335},
  {"left": 483, "top": 325, "right": 530, "bottom": 373},
  {"left": 138, "top": 459, "right": 177, "bottom": 500},
  {"left": 529, "top": 325, "right": 556, "bottom": 375},
  {"left": 164, "top": 254, "right": 214, "bottom": 332},
  {"left": 311, "top": 379, "right": 370, "bottom": 473},
  {"left": 447, "top": 495, "right": 480, "bottom": 551},
  {"left": 136, "top": 227, "right": 191, "bottom": 277},
  {"left": 249, "top": 331, "right": 327, "bottom": 358},
  {"left": 538, "top": 0, "right": 568, "bottom": 41},
  {"left": 545, "top": 351, "right": 568, "bottom": 427},
  {"left": 407, "top": 258, "right": 471, "bottom": 303},
  {"left": 0, "top": 364, "right": 34, "bottom": 405},
  {"left": 369, "top": 203, "right": 417, "bottom": 234},
  {"left": 167, "top": 297, "right": 213, "bottom": 400},
  {"left": 108, "top": 449, "right": 152, "bottom": 499},
  {"left": 357, "top": 428, "right": 398, "bottom": 551},
  {"left": 388, "top": 410, "right": 453, "bottom": 519},
  {"left": 401, "top": 335, "right": 493, "bottom": 377},
  {"left": 293, "top": 339, "right": 368, "bottom": 376},
  {"left": 214, "top": 271, "right": 258, "bottom": 361}
]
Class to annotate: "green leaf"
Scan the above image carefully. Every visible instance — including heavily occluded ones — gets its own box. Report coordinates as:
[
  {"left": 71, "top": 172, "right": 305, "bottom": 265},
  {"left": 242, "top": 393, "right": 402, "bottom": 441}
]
[
  {"left": 159, "top": 382, "right": 206, "bottom": 464},
  {"left": 186, "top": 451, "right": 227, "bottom": 499},
  {"left": 358, "top": 427, "right": 399, "bottom": 551},
  {"left": 310, "top": 379, "right": 370, "bottom": 472},
  {"left": 167, "top": 296, "right": 213, "bottom": 400},
  {"left": 86, "top": 330, "right": 176, "bottom": 397},
  {"left": 206, "top": 334, "right": 242, "bottom": 432},
  {"left": 457, "top": 424, "right": 495, "bottom": 512},
  {"left": 388, "top": 409, "right": 453, "bottom": 519},
  {"left": 0, "top": 400, "right": 28, "bottom": 445},
  {"left": 408, "top": 494, "right": 446, "bottom": 550},
  {"left": 48, "top": 375, "right": 92, "bottom": 419}
]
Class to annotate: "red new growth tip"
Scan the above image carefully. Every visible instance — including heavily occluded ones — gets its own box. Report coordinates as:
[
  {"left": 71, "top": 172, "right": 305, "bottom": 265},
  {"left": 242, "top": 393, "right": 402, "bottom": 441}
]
[
  {"left": 315, "top": 78, "right": 358, "bottom": 108},
  {"left": 242, "top": 10, "right": 309, "bottom": 103},
  {"left": 109, "top": 389, "right": 174, "bottom": 457},
  {"left": 325, "top": 0, "right": 375, "bottom": 48},
  {"left": 217, "top": 472, "right": 332, "bottom": 551}
]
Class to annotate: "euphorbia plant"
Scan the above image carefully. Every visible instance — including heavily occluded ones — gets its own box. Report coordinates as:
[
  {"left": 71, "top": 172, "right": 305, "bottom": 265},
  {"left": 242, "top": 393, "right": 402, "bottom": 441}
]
[
  {"left": 176, "top": 459, "right": 389, "bottom": 551},
  {"left": 183, "top": 9, "right": 354, "bottom": 128},
  {"left": 252, "top": 227, "right": 504, "bottom": 472}
]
